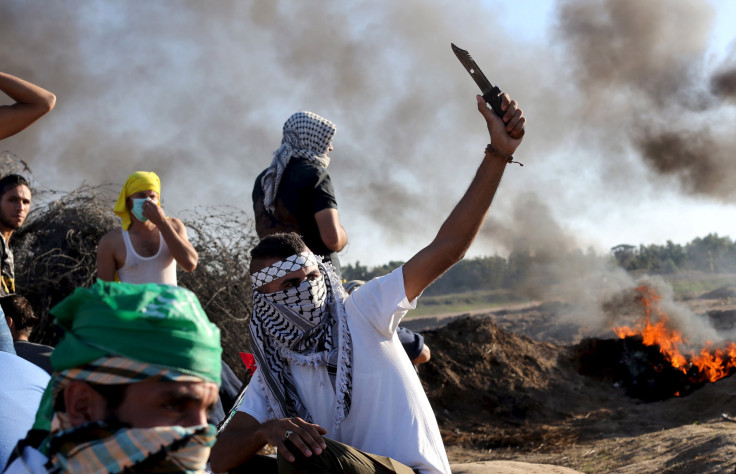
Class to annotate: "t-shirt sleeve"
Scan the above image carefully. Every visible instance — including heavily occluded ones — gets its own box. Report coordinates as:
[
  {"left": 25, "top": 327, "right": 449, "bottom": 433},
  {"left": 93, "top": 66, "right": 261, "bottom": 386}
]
[
  {"left": 344, "top": 266, "right": 417, "bottom": 339},
  {"left": 236, "top": 371, "right": 273, "bottom": 424},
  {"left": 312, "top": 169, "right": 338, "bottom": 214}
]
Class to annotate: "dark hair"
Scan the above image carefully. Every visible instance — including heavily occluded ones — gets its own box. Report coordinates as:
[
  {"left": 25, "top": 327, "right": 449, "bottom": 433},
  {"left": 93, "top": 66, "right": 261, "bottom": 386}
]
[
  {"left": 88, "top": 383, "right": 129, "bottom": 411},
  {"left": 0, "top": 174, "right": 30, "bottom": 198},
  {"left": 53, "top": 382, "right": 129, "bottom": 413},
  {"left": 0, "top": 294, "right": 38, "bottom": 337},
  {"left": 249, "top": 232, "right": 307, "bottom": 273}
]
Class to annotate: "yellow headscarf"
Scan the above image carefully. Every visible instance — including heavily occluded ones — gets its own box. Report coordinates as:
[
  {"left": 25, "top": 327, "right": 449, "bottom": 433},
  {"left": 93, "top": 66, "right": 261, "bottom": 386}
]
[{"left": 114, "top": 171, "right": 162, "bottom": 230}]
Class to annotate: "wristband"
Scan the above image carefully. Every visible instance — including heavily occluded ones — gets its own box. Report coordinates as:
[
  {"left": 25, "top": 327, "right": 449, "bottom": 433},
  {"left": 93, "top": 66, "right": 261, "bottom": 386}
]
[{"left": 485, "top": 144, "right": 523, "bottom": 166}]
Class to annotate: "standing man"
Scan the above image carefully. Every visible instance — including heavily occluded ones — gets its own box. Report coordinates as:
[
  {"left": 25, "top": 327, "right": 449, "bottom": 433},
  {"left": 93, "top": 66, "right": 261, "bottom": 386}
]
[
  {"left": 0, "top": 174, "right": 32, "bottom": 296},
  {"left": 0, "top": 72, "right": 56, "bottom": 140},
  {"left": 212, "top": 93, "right": 525, "bottom": 474},
  {"left": 0, "top": 71, "right": 55, "bottom": 355},
  {"left": 5, "top": 281, "right": 222, "bottom": 473},
  {"left": 253, "top": 111, "right": 348, "bottom": 275},
  {"left": 97, "top": 171, "right": 198, "bottom": 285},
  {"left": 96, "top": 171, "right": 240, "bottom": 430}
]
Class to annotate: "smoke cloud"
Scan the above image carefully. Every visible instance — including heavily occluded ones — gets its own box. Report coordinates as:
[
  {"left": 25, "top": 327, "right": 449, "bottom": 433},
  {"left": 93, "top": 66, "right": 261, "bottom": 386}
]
[
  {"left": 1, "top": 1, "right": 735, "bottom": 284},
  {"left": 2, "top": 0, "right": 735, "bottom": 353},
  {"left": 554, "top": 0, "right": 736, "bottom": 200},
  {"left": 0, "top": 0, "right": 526, "bottom": 258}
]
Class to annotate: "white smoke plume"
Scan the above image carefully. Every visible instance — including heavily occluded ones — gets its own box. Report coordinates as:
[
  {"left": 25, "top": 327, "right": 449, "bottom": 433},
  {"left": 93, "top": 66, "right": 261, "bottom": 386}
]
[{"left": 2, "top": 1, "right": 736, "bottom": 348}]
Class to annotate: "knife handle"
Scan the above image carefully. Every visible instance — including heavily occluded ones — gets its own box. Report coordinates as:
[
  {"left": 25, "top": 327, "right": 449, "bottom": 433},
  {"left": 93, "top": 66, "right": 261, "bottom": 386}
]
[{"left": 482, "top": 88, "right": 525, "bottom": 139}]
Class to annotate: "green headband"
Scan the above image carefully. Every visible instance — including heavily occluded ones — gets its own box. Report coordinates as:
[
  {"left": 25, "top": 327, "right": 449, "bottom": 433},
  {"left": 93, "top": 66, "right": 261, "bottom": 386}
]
[{"left": 50, "top": 280, "right": 222, "bottom": 385}]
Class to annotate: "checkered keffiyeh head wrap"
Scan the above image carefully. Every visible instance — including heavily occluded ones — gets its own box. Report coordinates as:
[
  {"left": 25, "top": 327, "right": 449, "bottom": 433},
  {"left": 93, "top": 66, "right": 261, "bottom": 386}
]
[
  {"left": 19, "top": 357, "right": 215, "bottom": 473},
  {"left": 250, "top": 252, "right": 320, "bottom": 288},
  {"left": 249, "top": 251, "right": 353, "bottom": 430},
  {"left": 261, "top": 111, "right": 337, "bottom": 214}
]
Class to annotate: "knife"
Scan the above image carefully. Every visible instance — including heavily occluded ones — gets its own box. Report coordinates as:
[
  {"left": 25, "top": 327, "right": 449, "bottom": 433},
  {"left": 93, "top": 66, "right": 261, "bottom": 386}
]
[{"left": 451, "top": 43, "right": 524, "bottom": 138}]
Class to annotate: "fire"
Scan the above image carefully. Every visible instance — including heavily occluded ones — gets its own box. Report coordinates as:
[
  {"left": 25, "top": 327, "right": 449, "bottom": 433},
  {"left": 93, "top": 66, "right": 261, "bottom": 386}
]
[{"left": 612, "top": 285, "right": 736, "bottom": 383}]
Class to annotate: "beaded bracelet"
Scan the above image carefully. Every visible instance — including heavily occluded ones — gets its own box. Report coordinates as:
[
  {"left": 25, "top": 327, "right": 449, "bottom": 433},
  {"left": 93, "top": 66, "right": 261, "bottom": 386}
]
[{"left": 485, "top": 144, "right": 523, "bottom": 166}]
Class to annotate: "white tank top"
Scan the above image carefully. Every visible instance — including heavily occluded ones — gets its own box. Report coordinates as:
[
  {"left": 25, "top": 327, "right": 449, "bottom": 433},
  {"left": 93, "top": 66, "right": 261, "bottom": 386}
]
[{"left": 117, "top": 230, "right": 177, "bottom": 285}]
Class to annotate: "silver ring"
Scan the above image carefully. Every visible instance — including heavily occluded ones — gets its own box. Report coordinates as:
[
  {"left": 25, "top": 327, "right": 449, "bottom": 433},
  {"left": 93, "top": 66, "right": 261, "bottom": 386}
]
[{"left": 285, "top": 430, "right": 293, "bottom": 440}]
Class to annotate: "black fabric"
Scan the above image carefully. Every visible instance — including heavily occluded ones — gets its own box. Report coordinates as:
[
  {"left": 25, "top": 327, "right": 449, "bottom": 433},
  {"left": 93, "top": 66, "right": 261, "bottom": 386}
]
[
  {"left": 208, "top": 359, "right": 244, "bottom": 426},
  {"left": 13, "top": 340, "right": 54, "bottom": 374},
  {"left": 397, "top": 327, "right": 424, "bottom": 361},
  {"left": 229, "top": 454, "right": 278, "bottom": 473},
  {"left": 253, "top": 159, "right": 341, "bottom": 275}
]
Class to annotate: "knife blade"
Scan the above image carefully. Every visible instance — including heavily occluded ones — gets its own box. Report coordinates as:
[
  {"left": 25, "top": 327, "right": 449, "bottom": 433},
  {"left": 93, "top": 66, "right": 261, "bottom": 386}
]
[{"left": 451, "top": 43, "right": 524, "bottom": 138}]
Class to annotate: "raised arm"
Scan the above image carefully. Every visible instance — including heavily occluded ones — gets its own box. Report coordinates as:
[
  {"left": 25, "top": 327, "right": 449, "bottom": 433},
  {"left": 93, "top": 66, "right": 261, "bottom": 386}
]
[
  {"left": 402, "top": 94, "right": 525, "bottom": 301},
  {"left": 158, "top": 218, "right": 199, "bottom": 273},
  {"left": 0, "top": 72, "right": 56, "bottom": 140}
]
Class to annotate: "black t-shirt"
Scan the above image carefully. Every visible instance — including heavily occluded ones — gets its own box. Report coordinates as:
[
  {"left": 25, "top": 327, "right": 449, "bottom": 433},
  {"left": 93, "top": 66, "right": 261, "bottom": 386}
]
[
  {"left": 208, "top": 359, "right": 244, "bottom": 427},
  {"left": 13, "top": 341, "right": 54, "bottom": 374},
  {"left": 252, "top": 159, "right": 341, "bottom": 273}
]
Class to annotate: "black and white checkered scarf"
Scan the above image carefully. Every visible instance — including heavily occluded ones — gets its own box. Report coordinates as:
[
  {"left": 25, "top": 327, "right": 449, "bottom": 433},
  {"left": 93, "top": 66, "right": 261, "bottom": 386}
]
[
  {"left": 249, "top": 252, "right": 352, "bottom": 429},
  {"left": 261, "top": 111, "right": 337, "bottom": 214}
]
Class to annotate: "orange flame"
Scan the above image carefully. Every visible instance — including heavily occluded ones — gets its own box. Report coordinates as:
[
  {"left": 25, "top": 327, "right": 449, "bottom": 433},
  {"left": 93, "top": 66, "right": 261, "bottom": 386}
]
[{"left": 612, "top": 285, "right": 736, "bottom": 383}]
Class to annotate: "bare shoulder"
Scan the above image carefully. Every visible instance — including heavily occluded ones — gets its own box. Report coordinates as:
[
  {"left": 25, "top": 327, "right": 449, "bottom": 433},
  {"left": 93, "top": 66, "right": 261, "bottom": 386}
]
[
  {"left": 98, "top": 228, "right": 124, "bottom": 250},
  {"left": 168, "top": 217, "right": 186, "bottom": 230},
  {"left": 100, "top": 227, "right": 123, "bottom": 243}
]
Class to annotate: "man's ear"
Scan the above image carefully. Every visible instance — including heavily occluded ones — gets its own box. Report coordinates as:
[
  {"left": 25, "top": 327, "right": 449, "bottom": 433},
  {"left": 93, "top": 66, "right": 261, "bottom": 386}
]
[{"left": 63, "top": 381, "right": 109, "bottom": 426}]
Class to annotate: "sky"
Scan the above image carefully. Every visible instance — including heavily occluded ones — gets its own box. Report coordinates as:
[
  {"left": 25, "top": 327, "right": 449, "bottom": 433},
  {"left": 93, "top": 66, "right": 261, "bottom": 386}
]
[{"left": 2, "top": 0, "right": 736, "bottom": 268}]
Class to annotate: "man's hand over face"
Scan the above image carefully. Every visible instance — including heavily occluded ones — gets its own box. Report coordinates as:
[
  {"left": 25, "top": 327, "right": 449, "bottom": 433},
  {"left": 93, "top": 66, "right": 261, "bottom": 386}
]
[{"left": 142, "top": 199, "right": 167, "bottom": 227}]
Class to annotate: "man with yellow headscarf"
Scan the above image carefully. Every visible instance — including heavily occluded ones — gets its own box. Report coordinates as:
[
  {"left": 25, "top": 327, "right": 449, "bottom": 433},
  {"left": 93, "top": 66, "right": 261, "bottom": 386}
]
[{"left": 96, "top": 171, "right": 198, "bottom": 285}]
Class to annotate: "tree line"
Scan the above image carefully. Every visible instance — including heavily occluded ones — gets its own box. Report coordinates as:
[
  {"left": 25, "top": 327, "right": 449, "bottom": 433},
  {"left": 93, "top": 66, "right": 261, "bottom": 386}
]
[
  {"left": 610, "top": 234, "right": 736, "bottom": 274},
  {"left": 343, "top": 233, "right": 736, "bottom": 296}
]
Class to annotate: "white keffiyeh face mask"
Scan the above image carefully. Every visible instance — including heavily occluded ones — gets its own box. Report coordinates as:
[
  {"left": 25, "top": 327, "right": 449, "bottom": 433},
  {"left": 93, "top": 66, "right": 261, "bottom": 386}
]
[
  {"left": 261, "top": 273, "right": 328, "bottom": 323},
  {"left": 248, "top": 252, "right": 353, "bottom": 428}
]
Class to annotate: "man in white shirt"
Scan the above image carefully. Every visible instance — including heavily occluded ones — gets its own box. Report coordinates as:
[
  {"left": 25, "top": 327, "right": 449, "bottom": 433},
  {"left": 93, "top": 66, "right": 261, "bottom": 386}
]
[{"left": 211, "top": 94, "right": 525, "bottom": 474}]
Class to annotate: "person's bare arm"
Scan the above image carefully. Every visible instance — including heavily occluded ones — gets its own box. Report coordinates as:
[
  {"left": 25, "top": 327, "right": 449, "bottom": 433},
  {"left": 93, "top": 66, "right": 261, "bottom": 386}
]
[
  {"left": 210, "top": 412, "right": 327, "bottom": 472},
  {"left": 143, "top": 202, "right": 198, "bottom": 272},
  {"left": 402, "top": 94, "right": 525, "bottom": 301},
  {"left": 314, "top": 208, "right": 347, "bottom": 252},
  {"left": 0, "top": 72, "right": 56, "bottom": 140},
  {"left": 412, "top": 344, "right": 431, "bottom": 365},
  {"left": 96, "top": 232, "right": 120, "bottom": 281}
]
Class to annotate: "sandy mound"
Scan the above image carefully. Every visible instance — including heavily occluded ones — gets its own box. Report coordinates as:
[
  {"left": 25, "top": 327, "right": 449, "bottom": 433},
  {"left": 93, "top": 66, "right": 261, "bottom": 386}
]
[
  {"left": 450, "top": 460, "right": 583, "bottom": 473},
  {"left": 414, "top": 307, "right": 736, "bottom": 473}
]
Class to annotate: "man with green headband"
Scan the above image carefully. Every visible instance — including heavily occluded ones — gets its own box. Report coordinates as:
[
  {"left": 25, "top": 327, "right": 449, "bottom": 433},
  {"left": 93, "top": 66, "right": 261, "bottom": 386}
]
[
  {"left": 5, "top": 281, "right": 222, "bottom": 473},
  {"left": 97, "top": 171, "right": 198, "bottom": 285}
]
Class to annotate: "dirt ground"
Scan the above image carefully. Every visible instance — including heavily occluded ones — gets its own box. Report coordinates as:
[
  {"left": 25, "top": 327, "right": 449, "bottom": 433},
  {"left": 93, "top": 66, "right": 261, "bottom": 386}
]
[{"left": 404, "top": 292, "right": 736, "bottom": 473}]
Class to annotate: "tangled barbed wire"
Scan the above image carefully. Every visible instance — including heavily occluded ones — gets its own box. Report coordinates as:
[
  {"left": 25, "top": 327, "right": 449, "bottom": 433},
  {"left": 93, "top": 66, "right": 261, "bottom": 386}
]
[{"left": 2, "top": 154, "right": 259, "bottom": 378}]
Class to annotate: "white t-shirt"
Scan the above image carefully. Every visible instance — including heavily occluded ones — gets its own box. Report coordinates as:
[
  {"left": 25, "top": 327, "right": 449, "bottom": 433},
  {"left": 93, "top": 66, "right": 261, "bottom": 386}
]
[{"left": 239, "top": 267, "right": 451, "bottom": 474}]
